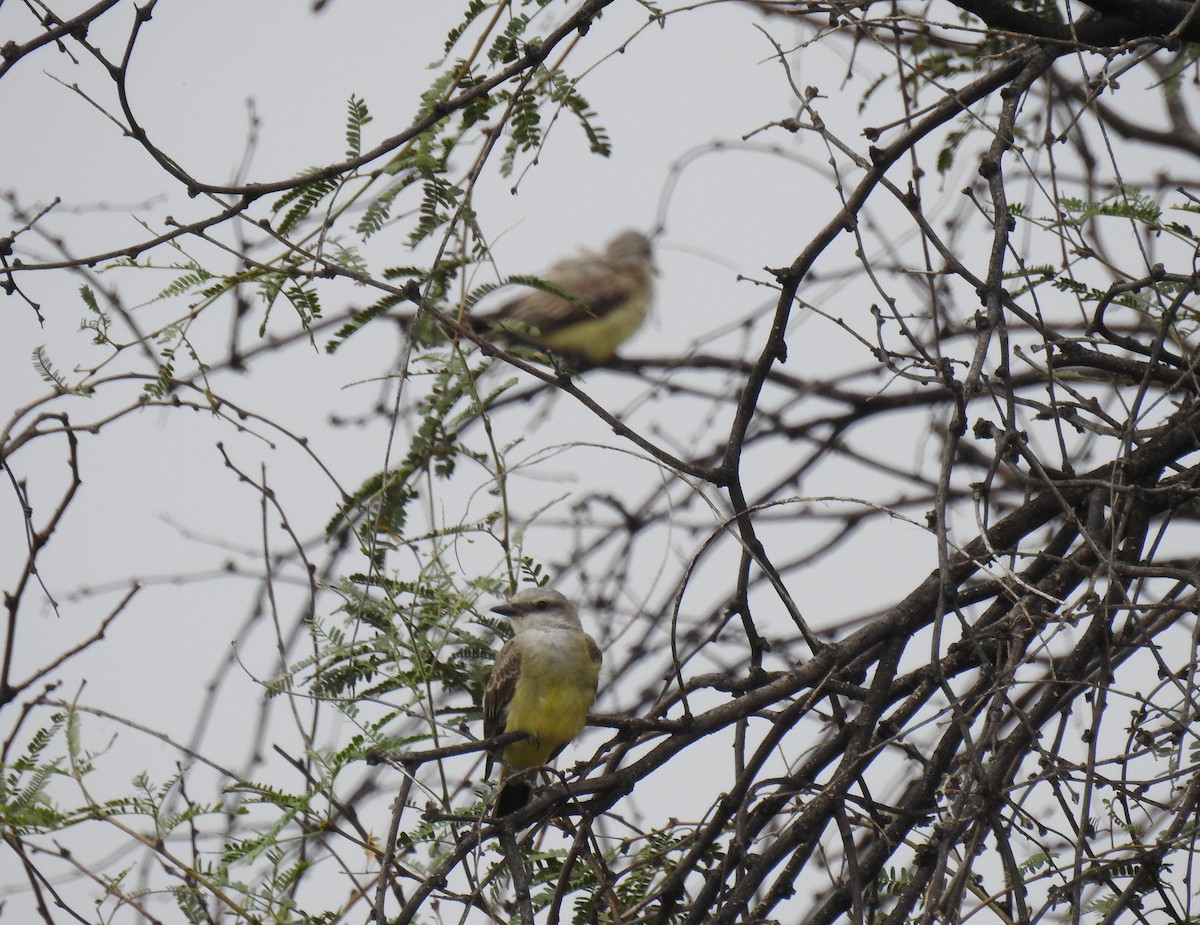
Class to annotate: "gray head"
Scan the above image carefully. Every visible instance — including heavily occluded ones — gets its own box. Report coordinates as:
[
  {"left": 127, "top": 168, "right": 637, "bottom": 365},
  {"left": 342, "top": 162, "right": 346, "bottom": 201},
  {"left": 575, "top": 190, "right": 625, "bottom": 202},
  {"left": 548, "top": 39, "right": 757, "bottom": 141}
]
[
  {"left": 604, "top": 230, "right": 654, "bottom": 266},
  {"left": 491, "top": 587, "right": 582, "bottom": 630}
]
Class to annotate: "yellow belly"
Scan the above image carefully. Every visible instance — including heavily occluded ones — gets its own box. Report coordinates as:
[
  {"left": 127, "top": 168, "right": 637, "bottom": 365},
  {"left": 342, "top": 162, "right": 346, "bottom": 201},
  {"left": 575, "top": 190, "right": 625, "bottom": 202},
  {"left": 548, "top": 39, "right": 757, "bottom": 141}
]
[
  {"left": 539, "top": 294, "right": 649, "bottom": 363},
  {"left": 502, "top": 634, "right": 600, "bottom": 770}
]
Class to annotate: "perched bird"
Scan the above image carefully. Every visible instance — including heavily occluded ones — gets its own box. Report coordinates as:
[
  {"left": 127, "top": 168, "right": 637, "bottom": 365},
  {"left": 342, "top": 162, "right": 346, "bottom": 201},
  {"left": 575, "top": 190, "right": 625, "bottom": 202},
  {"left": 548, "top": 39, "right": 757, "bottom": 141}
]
[
  {"left": 478, "top": 230, "right": 655, "bottom": 364},
  {"left": 483, "top": 588, "right": 603, "bottom": 816}
]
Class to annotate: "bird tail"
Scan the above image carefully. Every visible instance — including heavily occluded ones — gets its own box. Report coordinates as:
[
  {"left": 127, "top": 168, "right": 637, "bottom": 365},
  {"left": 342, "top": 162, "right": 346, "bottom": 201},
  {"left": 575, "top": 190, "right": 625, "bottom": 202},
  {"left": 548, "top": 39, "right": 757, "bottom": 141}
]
[{"left": 495, "top": 777, "right": 533, "bottom": 816}]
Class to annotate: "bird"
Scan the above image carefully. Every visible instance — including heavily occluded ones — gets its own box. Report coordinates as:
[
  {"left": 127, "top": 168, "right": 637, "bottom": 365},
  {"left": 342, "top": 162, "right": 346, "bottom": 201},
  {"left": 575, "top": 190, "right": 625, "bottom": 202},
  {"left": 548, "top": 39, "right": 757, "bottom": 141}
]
[
  {"left": 483, "top": 587, "right": 603, "bottom": 816},
  {"left": 477, "top": 230, "right": 655, "bottom": 364}
]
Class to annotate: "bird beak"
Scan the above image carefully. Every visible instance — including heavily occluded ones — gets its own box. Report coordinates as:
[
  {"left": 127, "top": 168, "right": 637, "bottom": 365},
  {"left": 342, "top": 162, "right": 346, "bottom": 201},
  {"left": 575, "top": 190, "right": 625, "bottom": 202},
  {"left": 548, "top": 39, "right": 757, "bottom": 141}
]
[{"left": 491, "top": 603, "right": 517, "bottom": 617}]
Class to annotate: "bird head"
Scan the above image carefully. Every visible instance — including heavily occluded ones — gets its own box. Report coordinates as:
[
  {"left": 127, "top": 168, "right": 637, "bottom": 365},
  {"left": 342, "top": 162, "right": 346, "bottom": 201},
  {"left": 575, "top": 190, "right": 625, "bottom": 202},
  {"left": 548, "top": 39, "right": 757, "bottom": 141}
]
[
  {"left": 605, "top": 230, "right": 655, "bottom": 272},
  {"left": 491, "top": 588, "right": 582, "bottom": 631}
]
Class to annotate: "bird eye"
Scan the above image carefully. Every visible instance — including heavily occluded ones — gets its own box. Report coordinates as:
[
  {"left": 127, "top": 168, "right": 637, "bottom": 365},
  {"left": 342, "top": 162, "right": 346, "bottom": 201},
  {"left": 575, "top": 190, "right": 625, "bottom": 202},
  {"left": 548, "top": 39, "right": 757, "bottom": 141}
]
[{"left": 535, "top": 599, "right": 549, "bottom": 610}]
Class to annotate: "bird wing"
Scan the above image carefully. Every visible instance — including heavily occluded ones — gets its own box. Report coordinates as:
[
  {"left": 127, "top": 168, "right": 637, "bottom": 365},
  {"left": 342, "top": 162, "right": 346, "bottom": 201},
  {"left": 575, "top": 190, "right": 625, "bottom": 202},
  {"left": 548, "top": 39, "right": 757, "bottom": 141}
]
[
  {"left": 488, "top": 253, "right": 638, "bottom": 334},
  {"left": 483, "top": 639, "right": 522, "bottom": 774},
  {"left": 586, "top": 635, "right": 603, "bottom": 687}
]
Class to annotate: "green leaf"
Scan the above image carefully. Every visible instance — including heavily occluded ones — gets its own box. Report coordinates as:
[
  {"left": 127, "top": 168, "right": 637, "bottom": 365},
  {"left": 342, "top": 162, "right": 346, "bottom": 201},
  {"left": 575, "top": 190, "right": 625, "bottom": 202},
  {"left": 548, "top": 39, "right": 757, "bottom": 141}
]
[
  {"left": 345, "top": 94, "right": 372, "bottom": 159},
  {"left": 272, "top": 175, "right": 339, "bottom": 236}
]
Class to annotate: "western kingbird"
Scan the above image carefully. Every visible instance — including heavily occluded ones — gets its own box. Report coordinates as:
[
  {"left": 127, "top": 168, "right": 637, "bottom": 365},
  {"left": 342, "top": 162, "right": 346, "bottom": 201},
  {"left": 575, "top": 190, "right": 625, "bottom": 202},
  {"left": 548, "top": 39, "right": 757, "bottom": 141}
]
[
  {"left": 483, "top": 588, "right": 603, "bottom": 816},
  {"left": 478, "top": 230, "right": 655, "bottom": 364}
]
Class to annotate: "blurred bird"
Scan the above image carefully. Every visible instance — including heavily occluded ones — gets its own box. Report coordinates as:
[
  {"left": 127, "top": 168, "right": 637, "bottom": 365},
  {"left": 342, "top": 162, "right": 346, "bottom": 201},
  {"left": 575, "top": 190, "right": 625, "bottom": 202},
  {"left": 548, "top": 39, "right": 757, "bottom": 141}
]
[
  {"left": 483, "top": 588, "right": 603, "bottom": 816},
  {"left": 478, "top": 230, "right": 655, "bottom": 364}
]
